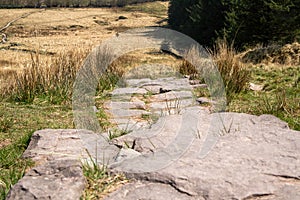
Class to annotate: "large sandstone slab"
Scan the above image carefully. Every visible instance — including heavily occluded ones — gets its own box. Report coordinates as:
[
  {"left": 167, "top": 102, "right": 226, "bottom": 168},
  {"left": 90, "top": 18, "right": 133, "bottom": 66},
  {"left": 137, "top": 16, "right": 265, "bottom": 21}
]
[
  {"left": 7, "top": 129, "right": 120, "bottom": 200},
  {"left": 108, "top": 110, "right": 300, "bottom": 200},
  {"left": 6, "top": 160, "right": 85, "bottom": 200},
  {"left": 104, "top": 181, "right": 198, "bottom": 200}
]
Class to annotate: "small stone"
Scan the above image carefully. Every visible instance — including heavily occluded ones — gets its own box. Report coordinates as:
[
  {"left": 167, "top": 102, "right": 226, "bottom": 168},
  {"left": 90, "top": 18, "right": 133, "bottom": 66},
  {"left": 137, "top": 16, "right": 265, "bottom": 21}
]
[
  {"left": 196, "top": 97, "right": 214, "bottom": 104},
  {"left": 249, "top": 82, "right": 264, "bottom": 91}
]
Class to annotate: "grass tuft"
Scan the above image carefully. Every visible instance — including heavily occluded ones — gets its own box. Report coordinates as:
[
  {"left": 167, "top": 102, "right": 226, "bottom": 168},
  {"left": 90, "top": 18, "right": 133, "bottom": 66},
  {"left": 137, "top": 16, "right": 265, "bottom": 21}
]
[
  {"left": 0, "top": 49, "right": 89, "bottom": 104},
  {"left": 81, "top": 151, "right": 127, "bottom": 200},
  {"left": 211, "top": 40, "right": 251, "bottom": 104}
]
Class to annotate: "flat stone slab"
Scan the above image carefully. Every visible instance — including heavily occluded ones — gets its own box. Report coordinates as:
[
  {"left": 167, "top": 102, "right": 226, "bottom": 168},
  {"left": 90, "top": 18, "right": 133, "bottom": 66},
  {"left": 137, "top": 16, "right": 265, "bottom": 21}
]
[
  {"left": 22, "top": 129, "right": 90, "bottom": 163},
  {"left": 109, "top": 111, "right": 300, "bottom": 200},
  {"left": 104, "top": 101, "right": 146, "bottom": 110},
  {"left": 111, "top": 87, "right": 148, "bottom": 96},
  {"left": 104, "top": 181, "right": 198, "bottom": 200},
  {"left": 150, "top": 90, "right": 193, "bottom": 102},
  {"left": 111, "top": 113, "right": 184, "bottom": 153},
  {"left": 149, "top": 98, "right": 195, "bottom": 111},
  {"left": 107, "top": 109, "right": 151, "bottom": 118},
  {"left": 6, "top": 160, "right": 86, "bottom": 200}
]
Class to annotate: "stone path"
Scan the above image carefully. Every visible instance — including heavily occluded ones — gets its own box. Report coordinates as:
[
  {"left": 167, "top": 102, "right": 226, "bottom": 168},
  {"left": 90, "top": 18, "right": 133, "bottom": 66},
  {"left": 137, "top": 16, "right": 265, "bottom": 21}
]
[
  {"left": 106, "top": 76, "right": 197, "bottom": 132},
  {"left": 6, "top": 75, "right": 300, "bottom": 200}
]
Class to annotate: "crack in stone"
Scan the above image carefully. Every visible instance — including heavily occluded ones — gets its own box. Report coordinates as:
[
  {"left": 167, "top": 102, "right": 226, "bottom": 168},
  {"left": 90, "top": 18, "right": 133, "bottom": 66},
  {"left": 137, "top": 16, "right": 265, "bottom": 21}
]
[{"left": 242, "top": 193, "right": 274, "bottom": 200}]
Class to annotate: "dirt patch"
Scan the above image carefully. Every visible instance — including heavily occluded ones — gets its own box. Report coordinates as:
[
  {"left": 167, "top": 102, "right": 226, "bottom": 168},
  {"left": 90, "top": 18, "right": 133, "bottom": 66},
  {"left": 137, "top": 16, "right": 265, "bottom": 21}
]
[{"left": 241, "top": 42, "right": 300, "bottom": 66}]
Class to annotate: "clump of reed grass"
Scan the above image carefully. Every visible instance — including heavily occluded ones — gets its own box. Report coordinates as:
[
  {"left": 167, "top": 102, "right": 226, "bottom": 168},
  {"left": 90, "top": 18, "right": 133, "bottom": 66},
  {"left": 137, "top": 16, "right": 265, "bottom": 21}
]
[
  {"left": 0, "top": 49, "right": 89, "bottom": 104},
  {"left": 210, "top": 40, "right": 250, "bottom": 104}
]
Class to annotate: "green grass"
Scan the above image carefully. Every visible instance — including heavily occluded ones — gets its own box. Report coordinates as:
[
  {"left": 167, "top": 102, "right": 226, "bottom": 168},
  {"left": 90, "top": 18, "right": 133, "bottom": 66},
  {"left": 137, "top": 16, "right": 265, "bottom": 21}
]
[
  {"left": 0, "top": 132, "right": 33, "bottom": 200},
  {"left": 81, "top": 151, "right": 127, "bottom": 199},
  {"left": 0, "top": 101, "right": 74, "bottom": 199},
  {"left": 228, "top": 65, "right": 300, "bottom": 130}
]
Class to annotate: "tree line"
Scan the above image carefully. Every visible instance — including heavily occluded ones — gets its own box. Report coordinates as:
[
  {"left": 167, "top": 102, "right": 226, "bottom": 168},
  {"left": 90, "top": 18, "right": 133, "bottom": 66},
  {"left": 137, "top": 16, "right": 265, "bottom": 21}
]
[
  {"left": 0, "top": 0, "right": 159, "bottom": 8},
  {"left": 168, "top": 0, "right": 300, "bottom": 49}
]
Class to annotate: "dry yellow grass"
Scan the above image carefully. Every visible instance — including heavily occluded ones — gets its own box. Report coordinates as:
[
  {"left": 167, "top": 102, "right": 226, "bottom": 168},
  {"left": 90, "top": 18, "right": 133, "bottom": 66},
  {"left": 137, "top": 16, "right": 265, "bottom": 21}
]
[
  {"left": 0, "top": 1, "right": 179, "bottom": 103},
  {"left": 0, "top": 4, "right": 168, "bottom": 64}
]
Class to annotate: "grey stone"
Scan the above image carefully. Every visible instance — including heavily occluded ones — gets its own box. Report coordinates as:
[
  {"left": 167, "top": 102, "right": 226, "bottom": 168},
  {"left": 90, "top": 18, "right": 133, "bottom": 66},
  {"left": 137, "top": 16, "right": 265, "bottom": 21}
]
[
  {"left": 141, "top": 84, "right": 162, "bottom": 94},
  {"left": 141, "top": 78, "right": 192, "bottom": 91},
  {"left": 124, "top": 78, "right": 153, "bottom": 87},
  {"left": 104, "top": 101, "right": 146, "bottom": 110},
  {"left": 109, "top": 111, "right": 300, "bottom": 200},
  {"left": 112, "top": 87, "right": 148, "bottom": 96},
  {"left": 22, "top": 129, "right": 90, "bottom": 163},
  {"left": 126, "top": 77, "right": 192, "bottom": 92},
  {"left": 149, "top": 98, "right": 195, "bottom": 111},
  {"left": 114, "top": 148, "right": 141, "bottom": 163},
  {"left": 22, "top": 129, "right": 120, "bottom": 166},
  {"left": 107, "top": 109, "right": 151, "bottom": 118},
  {"left": 111, "top": 114, "right": 184, "bottom": 153},
  {"left": 191, "top": 83, "right": 208, "bottom": 89},
  {"left": 6, "top": 160, "right": 86, "bottom": 200},
  {"left": 104, "top": 181, "right": 199, "bottom": 200},
  {"left": 79, "top": 132, "right": 121, "bottom": 165},
  {"left": 150, "top": 90, "right": 193, "bottom": 102},
  {"left": 116, "top": 121, "right": 150, "bottom": 131}
]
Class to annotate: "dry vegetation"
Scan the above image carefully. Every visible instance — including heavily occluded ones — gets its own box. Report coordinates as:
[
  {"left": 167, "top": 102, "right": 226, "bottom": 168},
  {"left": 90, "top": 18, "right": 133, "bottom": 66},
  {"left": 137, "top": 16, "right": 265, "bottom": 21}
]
[{"left": 0, "top": 1, "right": 169, "bottom": 63}]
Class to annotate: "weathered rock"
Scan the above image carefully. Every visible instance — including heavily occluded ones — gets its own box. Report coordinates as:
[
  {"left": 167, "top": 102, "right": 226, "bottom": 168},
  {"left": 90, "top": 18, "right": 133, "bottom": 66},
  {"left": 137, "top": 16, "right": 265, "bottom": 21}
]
[
  {"left": 6, "top": 160, "right": 86, "bottom": 200},
  {"left": 8, "top": 129, "right": 122, "bottom": 200},
  {"left": 22, "top": 129, "right": 120, "bottom": 165},
  {"left": 191, "top": 83, "right": 208, "bottom": 89},
  {"left": 109, "top": 110, "right": 300, "bottom": 200},
  {"left": 150, "top": 90, "right": 193, "bottom": 102},
  {"left": 124, "top": 78, "right": 152, "bottom": 87},
  {"left": 111, "top": 87, "right": 148, "bottom": 96},
  {"left": 114, "top": 148, "right": 141, "bottom": 163},
  {"left": 127, "top": 77, "right": 192, "bottom": 92},
  {"left": 111, "top": 113, "right": 184, "bottom": 153},
  {"left": 104, "top": 101, "right": 146, "bottom": 110},
  {"left": 107, "top": 109, "right": 151, "bottom": 118},
  {"left": 22, "top": 129, "right": 90, "bottom": 163},
  {"left": 149, "top": 98, "right": 195, "bottom": 111},
  {"left": 104, "top": 181, "right": 199, "bottom": 200}
]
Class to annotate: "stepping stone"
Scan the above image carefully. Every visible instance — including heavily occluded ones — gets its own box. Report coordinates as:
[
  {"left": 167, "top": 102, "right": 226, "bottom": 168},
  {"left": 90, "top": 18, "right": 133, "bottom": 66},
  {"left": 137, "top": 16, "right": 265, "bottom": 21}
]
[
  {"left": 6, "top": 160, "right": 85, "bottom": 200},
  {"left": 150, "top": 90, "right": 193, "bottom": 102},
  {"left": 104, "top": 101, "right": 146, "bottom": 110},
  {"left": 149, "top": 98, "right": 195, "bottom": 111},
  {"left": 107, "top": 109, "right": 151, "bottom": 118},
  {"left": 111, "top": 87, "right": 148, "bottom": 96},
  {"left": 108, "top": 112, "right": 300, "bottom": 200}
]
